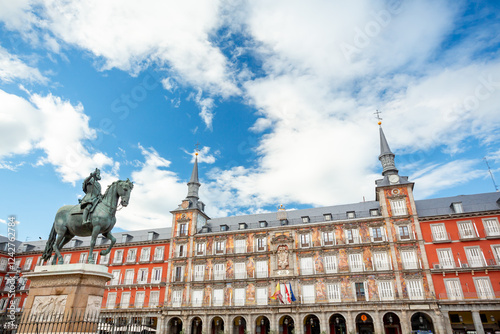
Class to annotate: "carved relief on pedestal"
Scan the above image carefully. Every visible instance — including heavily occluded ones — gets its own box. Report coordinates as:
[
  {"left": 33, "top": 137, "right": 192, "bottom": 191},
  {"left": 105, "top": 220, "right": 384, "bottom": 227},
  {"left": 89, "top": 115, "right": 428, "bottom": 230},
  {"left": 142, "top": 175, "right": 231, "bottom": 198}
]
[
  {"left": 31, "top": 295, "right": 67, "bottom": 318},
  {"left": 85, "top": 295, "right": 103, "bottom": 319}
]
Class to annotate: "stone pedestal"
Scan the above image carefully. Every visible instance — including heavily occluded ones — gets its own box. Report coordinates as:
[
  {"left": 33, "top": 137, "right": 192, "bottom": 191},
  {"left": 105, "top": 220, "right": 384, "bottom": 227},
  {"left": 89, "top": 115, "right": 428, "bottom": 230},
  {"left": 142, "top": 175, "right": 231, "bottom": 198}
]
[{"left": 19, "top": 263, "right": 112, "bottom": 333}]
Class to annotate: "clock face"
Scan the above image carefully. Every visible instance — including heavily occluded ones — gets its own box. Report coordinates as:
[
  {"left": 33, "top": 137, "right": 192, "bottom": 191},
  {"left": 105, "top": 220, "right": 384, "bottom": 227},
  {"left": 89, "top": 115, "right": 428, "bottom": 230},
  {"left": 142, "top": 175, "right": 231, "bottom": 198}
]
[{"left": 389, "top": 175, "right": 400, "bottom": 184}]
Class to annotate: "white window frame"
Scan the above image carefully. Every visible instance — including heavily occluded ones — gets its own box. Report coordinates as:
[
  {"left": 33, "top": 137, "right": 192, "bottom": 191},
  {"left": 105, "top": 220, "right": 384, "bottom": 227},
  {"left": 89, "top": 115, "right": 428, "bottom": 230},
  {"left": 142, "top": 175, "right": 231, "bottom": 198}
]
[
  {"left": 256, "top": 237, "right": 267, "bottom": 251},
  {"left": 431, "top": 224, "right": 448, "bottom": 241},
  {"left": 401, "top": 250, "right": 418, "bottom": 269},
  {"left": 192, "top": 290, "right": 203, "bottom": 307},
  {"left": 437, "top": 249, "right": 455, "bottom": 269},
  {"left": 194, "top": 264, "right": 205, "bottom": 281},
  {"left": 120, "top": 292, "right": 131, "bottom": 308},
  {"left": 300, "top": 233, "right": 311, "bottom": 248},
  {"left": 126, "top": 248, "right": 137, "bottom": 263},
  {"left": 324, "top": 255, "right": 338, "bottom": 274},
  {"left": 302, "top": 284, "right": 315, "bottom": 304},
  {"left": 492, "top": 245, "right": 500, "bottom": 265},
  {"left": 106, "top": 293, "right": 117, "bottom": 309},
  {"left": 323, "top": 231, "right": 335, "bottom": 246},
  {"left": 256, "top": 287, "right": 268, "bottom": 305},
  {"left": 214, "top": 240, "right": 225, "bottom": 254},
  {"left": 151, "top": 267, "right": 162, "bottom": 283},
  {"left": 345, "top": 229, "right": 360, "bottom": 244},
  {"left": 137, "top": 268, "right": 148, "bottom": 284},
  {"left": 110, "top": 270, "right": 121, "bottom": 285},
  {"left": 300, "top": 257, "right": 314, "bottom": 275},
  {"left": 214, "top": 263, "right": 226, "bottom": 280},
  {"left": 149, "top": 291, "right": 160, "bottom": 308},
  {"left": 213, "top": 289, "right": 224, "bottom": 306},
  {"left": 124, "top": 269, "right": 134, "bottom": 284},
  {"left": 153, "top": 247, "right": 164, "bottom": 261},
  {"left": 458, "top": 221, "right": 476, "bottom": 239},
  {"left": 172, "top": 290, "right": 182, "bottom": 307},
  {"left": 23, "top": 257, "right": 33, "bottom": 271},
  {"left": 235, "top": 239, "right": 246, "bottom": 254},
  {"left": 173, "top": 266, "right": 184, "bottom": 282},
  {"left": 390, "top": 199, "right": 407, "bottom": 216},
  {"left": 100, "top": 253, "right": 110, "bottom": 265},
  {"left": 135, "top": 291, "right": 145, "bottom": 308},
  {"left": 256, "top": 260, "right": 268, "bottom": 278},
  {"left": 327, "top": 283, "right": 341, "bottom": 302},
  {"left": 354, "top": 282, "right": 369, "bottom": 301},
  {"left": 234, "top": 288, "right": 245, "bottom": 306},
  {"left": 474, "top": 277, "right": 494, "bottom": 299},
  {"left": 374, "top": 252, "right": 390, "bottom": 271},
  {"left": 444, "top": 278, "right": 463, "bottom": 300},
  {"left": 370, "top": 227, "right": 385, "bottom": 242},
  {"left": 484, "top": 218, "right": 500, "bottom": 237},
  {"left": 235, "top": 262, "right": 247, "bottom": 279},
  {"left": 398, "top": 225, "right": 411, "bottom": 240},
  {"left": 79, "top": 253, "right": 88, "bottom": 263},
  {"left": 178, "top": 223, "right": 188, "bottom": 237},
  {"left": 378, "top": 281, "right": 394, "bottom": 301},
  {"left": 196, "top": 242, "right": 206, "bottom": 256},
  {"left": 465, "top": 246, "right": 485, "bottom": 267},
  {"left": 176, "top": 244, "right": 186, "bottom": 257},
  {"left": 63, "top": 254, "right": 72, "bottom": 265},
  {"left": 407, "top": 280, "right": 424, "bottom": 300},
  {"left": 349, "top": 253, "right": 363, "bottom": 272},
  {"left": 113, "top": 250, "right": 124, "bottom": 264},
  {"left": 140, "top": 248, "right": 151, "bottom": 262}
]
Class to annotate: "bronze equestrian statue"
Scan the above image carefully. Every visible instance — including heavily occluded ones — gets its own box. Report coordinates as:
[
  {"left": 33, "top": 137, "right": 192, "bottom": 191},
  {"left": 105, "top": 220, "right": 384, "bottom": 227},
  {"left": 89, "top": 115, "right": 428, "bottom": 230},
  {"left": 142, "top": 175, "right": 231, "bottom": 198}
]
[{"left": 42, "top": 169, "right": 134, "bottom": 265}]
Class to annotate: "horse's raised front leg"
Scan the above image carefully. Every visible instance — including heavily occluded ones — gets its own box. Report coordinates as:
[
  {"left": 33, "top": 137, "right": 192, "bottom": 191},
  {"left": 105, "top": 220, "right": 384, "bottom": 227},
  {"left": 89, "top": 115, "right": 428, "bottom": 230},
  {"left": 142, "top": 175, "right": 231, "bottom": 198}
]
[
  {"left": 56, "top": 234, "right": 74, "bottom": 264},
  {"left": 88, "top": 225, "right": 101, "bottom": 264},
  {"left": 100, "top": 231, "right": 116, "bottom": 256},
  {"left": 52, "top": 229, "right": 67, "bottom": 265}
]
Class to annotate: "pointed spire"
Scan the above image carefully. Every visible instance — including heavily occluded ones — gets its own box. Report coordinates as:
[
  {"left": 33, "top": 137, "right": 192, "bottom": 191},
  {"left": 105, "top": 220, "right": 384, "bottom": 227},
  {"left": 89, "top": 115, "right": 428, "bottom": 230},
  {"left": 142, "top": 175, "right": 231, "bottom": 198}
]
[
  {"left": 378, "top": 123, "right": 398, "bottom": 176},
  {"left": 186, "top": 153, "right": 200, "bottom": 200}
]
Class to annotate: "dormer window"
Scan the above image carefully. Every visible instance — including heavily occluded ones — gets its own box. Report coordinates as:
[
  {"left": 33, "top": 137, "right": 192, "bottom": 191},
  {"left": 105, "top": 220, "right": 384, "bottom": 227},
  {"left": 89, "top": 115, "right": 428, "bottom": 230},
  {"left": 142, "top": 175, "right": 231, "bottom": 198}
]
[
  {"left": 324, "top": 214, "right": 332, "bottom": 221},
  {"left": 347, "top": 211, "right": 356, "bottom": 219},
  {"left": 70, "top": 239, "right": 82, "bottom": 248},
  {"left": 370, "top": 209, "right": 379, "bottom": 217},
  {"left": 201, "top": 226, "right": 211, "bottom": 233},
  {"left": 121, "top": 234, "right": 131, "bottom": 243},
  {"left": 148, "top": 232, "right": 158, "bottom": 241},
  {"left": 280, "top": 219, "right": 288, "bottom": 226},
  {"left": 452, "top": 202, "right": 463, "bottom": 214},
  {"left": 259, "top": 221, "right": 268, "bottom": 228},
  {"left": 220, "top": 225, "right": 229, "bottom": 232},
  {"left": 239, "top": 223, "right": 247, "bottom": 230},
  {"left": 302, "top": 216, "right": 310, "bottom": 223}
]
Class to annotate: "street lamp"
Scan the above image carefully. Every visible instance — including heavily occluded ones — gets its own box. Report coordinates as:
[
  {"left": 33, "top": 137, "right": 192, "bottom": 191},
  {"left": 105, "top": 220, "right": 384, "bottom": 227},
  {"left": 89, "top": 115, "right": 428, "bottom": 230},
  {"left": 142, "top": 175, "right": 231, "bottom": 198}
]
[
  {"left": 388, "top": 315, "right": 393, "bottom": 324},
  {"left": 336, "top": 318, "right": 339, "bottom": 325}
]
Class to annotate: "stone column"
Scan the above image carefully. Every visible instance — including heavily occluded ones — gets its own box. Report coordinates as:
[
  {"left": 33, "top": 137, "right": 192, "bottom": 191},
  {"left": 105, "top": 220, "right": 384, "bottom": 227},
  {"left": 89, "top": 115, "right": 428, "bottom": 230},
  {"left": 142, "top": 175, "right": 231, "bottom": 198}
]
[
  {"left": 472, "top": 311, "right": 485, "bottom": 334},
  {"left": 185, "top": 316, "right": 191, "bottom": 334},
  {"left": 373, "top": 311, "right": 383, "bottom": 334},
  {"left": 249, "top": 315, "right": 255, "bottom": 334},
  {"left": 157, "top": 315, "right": 166, "bottom": 334},
  {"left": 204, "top": 315, "right": 210, "bottom": 334},
  {"left": 400, "top": 310, "right": 409, "bottom": 334},
  {"left": 442, "top": 311, "right": 453, "bottom": 334},
  {"left": 319, "top": 312, "right": 327, "bottom": 334},
  {"left": 346, "top": 311, "right": 355, "bottom": 334}
]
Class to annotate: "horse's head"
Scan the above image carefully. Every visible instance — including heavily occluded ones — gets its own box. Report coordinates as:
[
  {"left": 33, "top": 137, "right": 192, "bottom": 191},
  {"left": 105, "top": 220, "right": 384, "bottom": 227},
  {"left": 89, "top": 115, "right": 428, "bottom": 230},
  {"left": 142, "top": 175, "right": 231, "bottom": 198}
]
[{"left": 117, "top": 179, "right": 134, "bottom": 207}]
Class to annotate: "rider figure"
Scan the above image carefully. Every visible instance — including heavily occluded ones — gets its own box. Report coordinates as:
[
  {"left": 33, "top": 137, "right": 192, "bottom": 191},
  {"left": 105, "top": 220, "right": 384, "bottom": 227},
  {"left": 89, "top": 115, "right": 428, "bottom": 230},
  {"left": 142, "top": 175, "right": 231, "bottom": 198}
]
[{"left": 81, "top": 168, "right": 102, "bottom": 228}]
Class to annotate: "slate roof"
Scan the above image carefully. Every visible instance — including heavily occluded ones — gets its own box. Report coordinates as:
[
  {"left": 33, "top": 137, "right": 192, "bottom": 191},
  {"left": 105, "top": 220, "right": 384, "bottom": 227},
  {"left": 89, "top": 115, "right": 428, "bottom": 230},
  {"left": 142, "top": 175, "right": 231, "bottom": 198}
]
[
  {"left": 15, "top": 227, "right": 171, "bottom": 253},
  {"left": 415, "top": 192, "right": 500, "bottom": 218},
  {"left": 203, "top": 200, "right": 382, "bottom": 233}
]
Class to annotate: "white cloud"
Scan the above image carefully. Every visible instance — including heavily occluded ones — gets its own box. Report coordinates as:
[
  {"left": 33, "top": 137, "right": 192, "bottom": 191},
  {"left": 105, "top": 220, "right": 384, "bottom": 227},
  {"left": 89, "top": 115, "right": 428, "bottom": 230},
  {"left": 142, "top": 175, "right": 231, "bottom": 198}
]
[
  {"left": 184, "top": 146, "right": 217, "bottom": 164},
  {"left": 411, "top": 160, "right": 485, "bottom": 198},
  {"left": 0, "top": 219, "right": 5, "bottom": 224},
  {"left": 0, "top": 45, "right": 47, "bottom": 83},
  {"left": 0, "top": 89, "right": 114, "bottom": 184},
  {"left": 115, "top": 144, "right": 186, "bottom": 230}
]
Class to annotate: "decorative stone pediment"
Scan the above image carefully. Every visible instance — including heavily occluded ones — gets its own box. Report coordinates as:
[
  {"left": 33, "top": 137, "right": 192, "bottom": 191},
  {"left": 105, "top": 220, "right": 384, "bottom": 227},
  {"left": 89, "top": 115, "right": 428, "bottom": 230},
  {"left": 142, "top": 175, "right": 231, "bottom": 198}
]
[
  {"left": 367, "top": 221, "right": 385, "bottom": 228},
  {"left": 177, "top": 213, "right": 190, "bottom": 223},
  {"left": 297, "top": 229, "right": 312, "bottom": 235},
  {"left": 297, "top": 252, "right": 314, "bottom": 258},
  {"left": 173, "top": 260, "right": 187, "bottom": 266},
  {"left": 345, "top": 248, "right": 363, "bottom": 254},
  {"left": 214, "top": 235, "right": 227, "bottom": 241},
  {"left": 194, "top": 237, "right": 207, "bottom": 243},
  {"left": 319, "top": 226, "right": 336, "bottom": 232},
  {"left": 255, "top": 255, "right": 269, "bottom": 261},
  {"left": 193, "top": 259, "right": 206, "bottom": 264},
  {"left": 398, "top": 245, "right": 418, "bottom": 251},
  {"left": 320, "top": 250, "right": 339, "bottom": 256},
  {"left": 234, "top": 235, "right": 247, "bottom": 240},
  {"left": 233, "top": 282, "right": 247, "bottom": 288},
  {"left": 213, "top": 259, "right": 227, "bottom": 264},
  {"left": 403, "top": 272, "right": 423, "bottom": 279},
  {"left": 393, "top": 219, "right": 412, "bottom": 226},
  {"left": 176, "top": 240, "right": 188, "bottom": 245},
  {"left": 255, "top": 281, "right": 270, "bottom": 287},
  {"left": 350, "top": 276, "right": 367, "bottom": 283},
  {"left": 271, "top": 234, "right": 294, "bottom": 244},
  {"left": 371, "top": 245, "right": 390, "bottom": 252},
  {"left": 343, "top": 223, "right": 360, "bottom": 230},
  {"left": 325, "top": 278, "right": 342, "bottom": 284}
]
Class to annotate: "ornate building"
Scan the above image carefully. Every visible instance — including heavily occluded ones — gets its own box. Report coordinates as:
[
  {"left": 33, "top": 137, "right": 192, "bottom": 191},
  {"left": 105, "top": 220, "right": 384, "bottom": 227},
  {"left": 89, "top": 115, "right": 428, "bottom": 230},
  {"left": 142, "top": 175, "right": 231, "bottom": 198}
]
[{"left": 1, "top": 125, "right": 500, "bottom": 334}]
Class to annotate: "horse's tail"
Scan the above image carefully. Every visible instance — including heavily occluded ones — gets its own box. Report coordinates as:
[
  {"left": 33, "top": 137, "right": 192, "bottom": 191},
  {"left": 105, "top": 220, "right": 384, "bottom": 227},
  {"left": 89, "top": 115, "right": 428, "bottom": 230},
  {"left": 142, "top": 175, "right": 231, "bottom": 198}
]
[{"left": 41, "top": 224, "right": 57, "bottom": 261}]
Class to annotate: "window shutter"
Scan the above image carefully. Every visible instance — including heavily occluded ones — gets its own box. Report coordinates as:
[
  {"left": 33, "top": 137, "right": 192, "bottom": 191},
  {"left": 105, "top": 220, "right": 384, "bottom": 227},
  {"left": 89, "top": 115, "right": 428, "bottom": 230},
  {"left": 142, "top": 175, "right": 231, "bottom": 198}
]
[
  {"left": 324, "top": 255, "right": 337, "bottom": 273},
  {"left": 234, "top": 288, "right": 245, "bottom": 306},
  {"left": 327, "top": 283, "right": 341, "bottom": 302}
]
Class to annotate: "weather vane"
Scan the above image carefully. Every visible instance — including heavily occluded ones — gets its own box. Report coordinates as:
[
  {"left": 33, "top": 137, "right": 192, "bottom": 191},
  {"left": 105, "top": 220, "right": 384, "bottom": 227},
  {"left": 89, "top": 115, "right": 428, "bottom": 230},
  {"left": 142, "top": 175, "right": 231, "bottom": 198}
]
[
  {"left": 195, "top": 142, "right": 200, "bottom": 156},
  {"left": 374, "top": 110, "right": 382, "bottom": 125}
]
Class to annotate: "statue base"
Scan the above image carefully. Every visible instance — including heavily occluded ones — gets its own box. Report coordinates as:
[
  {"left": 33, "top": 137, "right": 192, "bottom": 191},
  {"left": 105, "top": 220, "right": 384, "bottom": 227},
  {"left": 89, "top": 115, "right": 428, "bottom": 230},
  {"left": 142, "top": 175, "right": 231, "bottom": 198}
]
[{"left": 19, "top": 263, "right": 112, "bottom": 333}]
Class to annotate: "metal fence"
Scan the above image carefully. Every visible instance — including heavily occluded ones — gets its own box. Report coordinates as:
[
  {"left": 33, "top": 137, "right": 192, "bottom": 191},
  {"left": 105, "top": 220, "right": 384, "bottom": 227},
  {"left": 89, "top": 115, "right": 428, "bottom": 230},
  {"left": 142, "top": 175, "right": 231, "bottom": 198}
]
[{"left": 0, "top": 311, "right": 158, "bottom": 334}]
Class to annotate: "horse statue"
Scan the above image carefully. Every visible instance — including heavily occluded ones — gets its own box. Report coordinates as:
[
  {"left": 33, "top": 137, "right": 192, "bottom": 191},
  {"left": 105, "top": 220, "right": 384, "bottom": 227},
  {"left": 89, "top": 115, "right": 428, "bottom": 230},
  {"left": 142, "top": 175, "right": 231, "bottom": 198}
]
[{"left": 41, "top": 179, "right": 134, "bottom": 265}]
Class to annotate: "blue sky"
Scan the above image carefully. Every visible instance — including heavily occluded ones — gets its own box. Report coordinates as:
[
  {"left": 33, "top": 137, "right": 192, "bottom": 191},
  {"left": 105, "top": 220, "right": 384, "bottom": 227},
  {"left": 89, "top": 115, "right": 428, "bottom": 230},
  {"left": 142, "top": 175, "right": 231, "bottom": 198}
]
[{"left": 0, "top": 0, "right": 500, "bottom": 242}]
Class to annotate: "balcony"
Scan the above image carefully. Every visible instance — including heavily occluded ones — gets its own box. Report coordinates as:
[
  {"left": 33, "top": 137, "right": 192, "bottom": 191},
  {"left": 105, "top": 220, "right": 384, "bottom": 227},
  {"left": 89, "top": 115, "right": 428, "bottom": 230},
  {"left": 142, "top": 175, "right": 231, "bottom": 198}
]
[
  {"left": 437, "top": 291, "right": 500, "bottom": 301},
  {"left": 431, "top": 233, "right": 451, "bottom": 243},
  {"left": 484, "top": 228, "right": 500, "bottom": 239},
  {"left": 106, "top": 277, "right": 166, "bottom": 286},
  {"left": 401, "top": 261, "right": 421, "bottom": 270},
  {"left": 431, "top": 259, "right": 499, "bottom": 270}
]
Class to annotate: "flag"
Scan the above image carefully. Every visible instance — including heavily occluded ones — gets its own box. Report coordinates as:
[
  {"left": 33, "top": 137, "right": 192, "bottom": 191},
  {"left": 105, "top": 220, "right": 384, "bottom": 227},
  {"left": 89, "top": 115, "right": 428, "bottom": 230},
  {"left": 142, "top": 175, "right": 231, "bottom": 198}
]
[
  {"left": 271, "top": 282, "right": 280, "bottom": 299},
  {"left": 271, "top": 283, "right": 284, "bottom": 304},
  {"left": 284, "top": 283, "right": 292, "bottom": 303},
  {"left": 288, "top": 283, "right": 296, "bottom": 302}
]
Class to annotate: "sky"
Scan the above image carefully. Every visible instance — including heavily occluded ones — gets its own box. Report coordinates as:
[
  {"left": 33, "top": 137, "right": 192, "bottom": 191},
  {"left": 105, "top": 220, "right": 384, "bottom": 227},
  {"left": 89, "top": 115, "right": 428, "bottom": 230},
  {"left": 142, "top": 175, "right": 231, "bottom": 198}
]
[{"left": 1, "top": 0, "right": 500, "bottom": 242}]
